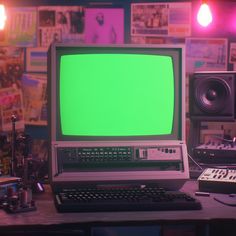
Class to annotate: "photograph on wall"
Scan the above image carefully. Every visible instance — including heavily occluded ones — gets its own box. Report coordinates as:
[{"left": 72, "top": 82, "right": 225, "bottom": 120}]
[
  {"left": 229, "top": 42, "right": 236, "bottom": 64},
  {"left": 26, "top": 47, "right": 47, "bottom": 72},
  {"left": 186, "top": 38, "right": 228, "bottom": 73},
  {"left": 0, "top": 47, "right": 24, "bottom": 89},
  {"left": 21, "top": 73, "right": 47, "bottom": 126},
  {"left": 39, "top": 27, "right": 62, "bottom": 48},
  {"left": 131, "top": 2, "right": 191, "bottom": 37},
  {"left": 38, "top": 6, "right": 85, "bottom": 47},
  {"left": 0, "top": 87, "right": 24, "bottom": 132},
  {"left": 4, "top": 7, "right": 37, "bottom": 47},
  {"left": 85, "top": 8, "right": 124, "bottom": 44}
]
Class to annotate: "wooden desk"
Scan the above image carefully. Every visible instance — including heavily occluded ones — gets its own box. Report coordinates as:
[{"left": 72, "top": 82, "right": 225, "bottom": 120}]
[{"left": 0, "top": 180, "right": 235, "bottom": 235}]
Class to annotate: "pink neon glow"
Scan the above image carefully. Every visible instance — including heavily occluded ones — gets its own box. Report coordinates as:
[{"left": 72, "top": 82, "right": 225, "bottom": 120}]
[{"left": 197, "top": 3, "right": 213, "bottom": 27}]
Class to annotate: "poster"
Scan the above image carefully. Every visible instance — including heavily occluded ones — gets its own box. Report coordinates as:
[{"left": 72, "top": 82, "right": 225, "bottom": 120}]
[
  {"left": 5, "top": 7, "right": 37, "bottom": 47},
  {"left": 131, "top": 2, "right": 191, "bottom": 37},
  {"left": 85, "top": 8, "right": 124, "bottom": 44},
  {"left": 229, "top": 42, "right": 236, "bottom": 64},
  {"left": 131, "top": 35, "right": 185, "bottom": 44},
  {"left": 186, "top": 38, "right": 228, "bottom": 73},
  {"left": 0, "top": 47, "right": 24, "bottom": 89},
  {"left": 21, "top": 73, "right": 47, "bottom": 126},
  {"left": 0, "top": 87, "right": 24, "bottom": 131},
  {"left": 38, "top": 6, "right": 85, "bottom": 47},
  {"left": 26, "top": 47, "right": 47, "bottom": 72}
]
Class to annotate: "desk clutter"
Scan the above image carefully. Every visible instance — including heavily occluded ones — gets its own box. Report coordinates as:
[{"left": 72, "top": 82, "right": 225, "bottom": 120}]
[
  {"left": 0, "top": 117, "right": 47, "bottom": 213},
  {"left": 0, "top": 177, "right": 36, "bottom": 213}
]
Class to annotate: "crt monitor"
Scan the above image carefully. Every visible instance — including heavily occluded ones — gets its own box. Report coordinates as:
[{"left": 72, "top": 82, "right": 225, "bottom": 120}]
[{"left": 48, "top": 43, "right": 189, "bottom": 191}]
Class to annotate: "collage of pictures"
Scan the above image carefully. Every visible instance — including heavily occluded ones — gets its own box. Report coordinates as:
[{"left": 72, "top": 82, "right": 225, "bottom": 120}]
[{"left": 0, "top": 2, "right": 235, "bottom": 177}]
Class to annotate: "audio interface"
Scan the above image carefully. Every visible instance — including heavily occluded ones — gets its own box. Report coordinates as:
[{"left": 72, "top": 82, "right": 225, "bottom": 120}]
[
  {"left": 193, "top": 142, "right": 236, "bottom": 163},
  {"left": 198, "top": 168, "right": 236, "bottom": 193}
]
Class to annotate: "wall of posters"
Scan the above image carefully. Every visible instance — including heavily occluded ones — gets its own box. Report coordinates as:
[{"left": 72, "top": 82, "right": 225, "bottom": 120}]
[{"left": 0, "top": 2, "right": 235, "bottom": 177}]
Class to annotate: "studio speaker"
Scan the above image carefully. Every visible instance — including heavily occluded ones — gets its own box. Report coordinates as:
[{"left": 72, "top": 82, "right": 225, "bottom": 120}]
[{"left": 189, "top": 71, "right": 236, "bottom": 121}]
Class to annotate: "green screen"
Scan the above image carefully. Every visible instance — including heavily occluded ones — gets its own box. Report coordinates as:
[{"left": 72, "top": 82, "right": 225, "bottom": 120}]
[{"left": 60, "top": 54, "right": 174, "bottom": 136}]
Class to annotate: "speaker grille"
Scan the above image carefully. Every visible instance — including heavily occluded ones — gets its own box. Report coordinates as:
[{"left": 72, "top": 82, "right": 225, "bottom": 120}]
[
  {"left": 194, "top": 77, "right": 231, "bottom": 114},
  {"left": 189, "top": 72, "right": 236, "bottom": 121}
]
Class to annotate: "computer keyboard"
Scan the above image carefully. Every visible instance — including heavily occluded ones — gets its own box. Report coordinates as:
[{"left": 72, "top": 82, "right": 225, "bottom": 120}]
[{"left": 54, "top": 185, "right": 202, "bottom": 212}]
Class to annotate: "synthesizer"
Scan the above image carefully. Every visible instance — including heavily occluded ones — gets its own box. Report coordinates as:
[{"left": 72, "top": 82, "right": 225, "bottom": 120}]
[
  {"left": 198, "top": 168, "right": 236, "bottom": 193},
  {"left": 193, "top": 141, "right": 236, "bottom": 163}
]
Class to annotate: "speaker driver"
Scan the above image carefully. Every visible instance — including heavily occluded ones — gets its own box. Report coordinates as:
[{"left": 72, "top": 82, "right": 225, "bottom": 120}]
[{"left": 194, "top": 77, "right": 231, "bottom": 114}]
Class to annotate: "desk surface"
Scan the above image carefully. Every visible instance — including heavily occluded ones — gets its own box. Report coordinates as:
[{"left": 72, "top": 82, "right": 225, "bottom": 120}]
[{"left": 0, "top": 180, "right": 236, "bottom": 228}]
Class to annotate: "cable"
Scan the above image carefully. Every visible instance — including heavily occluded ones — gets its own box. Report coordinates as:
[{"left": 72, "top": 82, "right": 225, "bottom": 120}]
[
  {"left": 188, "top": 153, "right": 203, "bottom": 170},
  {"left": 188, "top": 151, "right": 236, "bottom": 170}
]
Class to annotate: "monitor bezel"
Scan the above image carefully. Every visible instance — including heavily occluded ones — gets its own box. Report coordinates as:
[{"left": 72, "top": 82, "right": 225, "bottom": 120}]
[{"left": 48, "top": 43, "right": 185, "bottom": 143}]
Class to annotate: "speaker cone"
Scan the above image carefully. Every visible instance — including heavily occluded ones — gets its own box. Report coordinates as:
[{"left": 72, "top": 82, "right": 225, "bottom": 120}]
[{"left": 194, "top": 77, "right": 231, "bottom": 114}]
